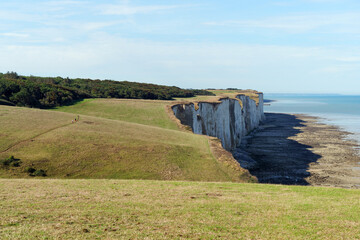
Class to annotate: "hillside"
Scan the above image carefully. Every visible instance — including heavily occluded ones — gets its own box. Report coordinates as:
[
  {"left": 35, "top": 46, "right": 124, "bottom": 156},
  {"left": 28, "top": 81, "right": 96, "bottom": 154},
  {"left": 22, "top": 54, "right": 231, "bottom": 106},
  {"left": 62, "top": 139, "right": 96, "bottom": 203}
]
[
  {"left": 0, "top": 98, "right": 253, "bottom": 181},
  {"left": 1, "top": 179, "right": 360, "bottom": 239}
]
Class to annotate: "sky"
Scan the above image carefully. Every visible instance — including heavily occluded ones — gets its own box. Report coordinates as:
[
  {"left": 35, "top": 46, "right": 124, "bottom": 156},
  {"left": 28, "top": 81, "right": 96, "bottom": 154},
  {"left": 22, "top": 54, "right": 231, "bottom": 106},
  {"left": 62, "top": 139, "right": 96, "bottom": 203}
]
[{"left": 1, "top": 0, "right": 360, "bottom": 94}]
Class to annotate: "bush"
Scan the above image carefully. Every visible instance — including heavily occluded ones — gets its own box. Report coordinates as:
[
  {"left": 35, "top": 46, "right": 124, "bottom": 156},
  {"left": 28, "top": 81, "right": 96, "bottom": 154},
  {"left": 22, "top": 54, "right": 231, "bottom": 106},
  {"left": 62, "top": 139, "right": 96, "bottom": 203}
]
[
  {"left": 10, "top": 161, "right": 21, "bottom": 167},
  {"left": 26, "top": 167, "right": 36, "bottom": 174},
  {"left": 33, "top": 169, "right": 47, "bottom": 177},
  {"left": 1, "top": 156, "right": 21, "bottom": 167},
  {"left": 26, "top": 167, "right": 47, "bottom": 177},
  {"left": 0, "top": 159, "right": 9, "bottom": 166}
]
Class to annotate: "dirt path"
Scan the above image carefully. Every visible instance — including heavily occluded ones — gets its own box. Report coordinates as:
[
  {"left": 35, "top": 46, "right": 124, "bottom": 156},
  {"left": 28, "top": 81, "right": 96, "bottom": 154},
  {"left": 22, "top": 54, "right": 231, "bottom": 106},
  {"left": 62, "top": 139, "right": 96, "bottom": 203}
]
[
  {"left": 0, "top": 123, "right": 72, "bottom": 154},
  {"left": 234, "top": 113, "right": 360, "bottom": 188}
]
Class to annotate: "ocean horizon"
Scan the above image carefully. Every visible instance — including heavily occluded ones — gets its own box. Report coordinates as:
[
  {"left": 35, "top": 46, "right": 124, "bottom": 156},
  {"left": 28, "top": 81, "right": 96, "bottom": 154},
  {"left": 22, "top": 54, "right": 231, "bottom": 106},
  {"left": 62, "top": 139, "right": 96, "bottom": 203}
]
[{"left": 264, "top": 93, "right": 360, "bottom": 152}]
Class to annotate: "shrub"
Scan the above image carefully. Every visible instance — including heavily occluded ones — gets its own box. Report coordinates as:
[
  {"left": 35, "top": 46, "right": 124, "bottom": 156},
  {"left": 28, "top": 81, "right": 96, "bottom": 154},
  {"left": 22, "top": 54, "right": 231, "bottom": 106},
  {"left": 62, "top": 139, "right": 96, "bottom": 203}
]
[
  {"left": 1, "top": 156, "right": 21, "bottom": 167},
  {"left": 26, "top": 167, "right": 36, "bottom": 174},
  {"left": 33, "top": 169, "right": 47, "bottom": 177},
  {"left": 27, "top": 167, "right": 47, "bottom": 177},
  {"left": 0, "top": 159, "right": 9, "bottom": 166},
  {"left": 10, "top": 161, "right": 21, "bottom": 167}
]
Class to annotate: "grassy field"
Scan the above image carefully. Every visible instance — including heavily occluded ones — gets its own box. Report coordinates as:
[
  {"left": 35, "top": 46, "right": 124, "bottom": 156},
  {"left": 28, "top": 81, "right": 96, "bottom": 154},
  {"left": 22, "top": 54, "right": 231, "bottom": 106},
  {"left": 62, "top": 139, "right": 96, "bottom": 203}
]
[
  {"left": 1, "top": 179, "right": 360, "bottom": 239},
  {"left": 0, "top": 99, "right": 251, "bottom": 181},
  {"left": 52, "top": 99, "right": 179, "bottom": 130}
]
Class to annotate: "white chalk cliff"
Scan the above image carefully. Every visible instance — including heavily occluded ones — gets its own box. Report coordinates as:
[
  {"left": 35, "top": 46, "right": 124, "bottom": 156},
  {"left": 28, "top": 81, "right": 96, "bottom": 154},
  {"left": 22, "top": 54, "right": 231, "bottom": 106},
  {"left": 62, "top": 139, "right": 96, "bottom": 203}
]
[{"left": 172, "top": 93, "right": 265, "bottom": 151}]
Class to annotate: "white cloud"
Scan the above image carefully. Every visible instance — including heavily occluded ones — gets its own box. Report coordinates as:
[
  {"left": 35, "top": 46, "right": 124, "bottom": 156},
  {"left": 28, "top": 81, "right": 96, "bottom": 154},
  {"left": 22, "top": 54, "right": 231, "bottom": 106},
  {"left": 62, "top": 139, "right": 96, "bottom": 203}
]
[
  {"left": 335, "top": 57, "right": 360, "bottom": 62},
  {"left": 0, "top": 32, "right": 29, "bottom": 38},
  {"left": 272, "top": 2, "right": 295, "bottom": 6},
  {"left": 204, "top": 12, "right": 360, "bottom": 33},
  {"left": 45, "top": 0, "right": 85, "bottom": 5},
  {"left": 0, "top": 9, "right": 41, "bottom": 22},
  {"left": 43, "top": 20, "right": 129, "bottom": 31},
  {"left": 272, "top": 0, "right": 341, "bottom": 6},
  {"left": 1, "top": 35, "right": 360, "bottom": 93},
  {"left": 1, "top": 1, "right": 360, "bottom": 93},
  {"left": 79, "top": 21, "right": 126, "bottom": 31},
  {"left": 316, "top": 64, "right": 360, "bottom": 73},
  {"left": 99, "top": 4, "right": 181, "bottom": 15},
  {"left": 302, "top": 0, "right": 341, "bottom": 2}
]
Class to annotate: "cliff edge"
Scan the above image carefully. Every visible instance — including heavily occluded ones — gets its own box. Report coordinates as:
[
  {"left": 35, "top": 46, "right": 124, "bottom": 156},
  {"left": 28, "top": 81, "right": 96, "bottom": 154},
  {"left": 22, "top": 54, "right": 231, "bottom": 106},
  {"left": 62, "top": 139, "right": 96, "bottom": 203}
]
[{"left": 172, "top": 91, "right": 265, "bottom": 151}]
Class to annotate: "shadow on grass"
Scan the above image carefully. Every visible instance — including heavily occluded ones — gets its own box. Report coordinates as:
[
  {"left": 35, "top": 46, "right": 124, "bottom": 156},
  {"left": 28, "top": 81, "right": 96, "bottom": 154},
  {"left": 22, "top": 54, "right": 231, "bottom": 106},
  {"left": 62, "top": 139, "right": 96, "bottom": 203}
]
[
  {"left": 47, "top": 99, "right": 88, "bottom": 109},
  {"left": 234, "top": 113, "right": 321, "bottom": 185},
  {"left": 0, "top": 98, "right": 16, "bottom": 106},
  {"left": 0, "top": 98, "right": 88, "bottom": 109}
]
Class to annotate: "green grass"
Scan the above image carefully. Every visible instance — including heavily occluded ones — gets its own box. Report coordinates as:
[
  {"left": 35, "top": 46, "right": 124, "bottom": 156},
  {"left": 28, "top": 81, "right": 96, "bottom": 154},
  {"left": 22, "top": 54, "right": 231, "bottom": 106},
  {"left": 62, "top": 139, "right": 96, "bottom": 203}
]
[
  {"left": 0, "top": 179, "right": 359, "bottom": 239},
  {"left": 0, "top": 101, "right": 248, "bottom": 181},
  {"left": 52, "top": 98, "right": 178, "bottom": 130}
]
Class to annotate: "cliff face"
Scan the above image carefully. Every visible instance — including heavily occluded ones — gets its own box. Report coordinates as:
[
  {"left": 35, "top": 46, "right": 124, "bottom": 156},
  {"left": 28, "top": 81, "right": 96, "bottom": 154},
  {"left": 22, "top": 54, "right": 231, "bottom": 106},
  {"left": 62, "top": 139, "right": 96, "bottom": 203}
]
[{"left": 172, "top": 93, "right": 265, "bottom": 151}]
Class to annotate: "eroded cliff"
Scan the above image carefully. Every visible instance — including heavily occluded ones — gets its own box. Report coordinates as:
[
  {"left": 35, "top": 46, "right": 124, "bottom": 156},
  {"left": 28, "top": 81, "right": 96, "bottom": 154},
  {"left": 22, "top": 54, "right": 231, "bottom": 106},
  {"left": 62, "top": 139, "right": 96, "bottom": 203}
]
[{"left": 172, "top": 92, "right": 265, "bottom": 151}]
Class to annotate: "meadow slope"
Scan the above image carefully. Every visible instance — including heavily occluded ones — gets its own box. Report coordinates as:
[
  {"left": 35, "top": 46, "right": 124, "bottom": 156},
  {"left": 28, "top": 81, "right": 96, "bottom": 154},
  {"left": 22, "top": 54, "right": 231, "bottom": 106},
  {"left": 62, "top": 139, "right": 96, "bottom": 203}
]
[{"left": 0, "top": 99, "right": 251, "bottom": 181}]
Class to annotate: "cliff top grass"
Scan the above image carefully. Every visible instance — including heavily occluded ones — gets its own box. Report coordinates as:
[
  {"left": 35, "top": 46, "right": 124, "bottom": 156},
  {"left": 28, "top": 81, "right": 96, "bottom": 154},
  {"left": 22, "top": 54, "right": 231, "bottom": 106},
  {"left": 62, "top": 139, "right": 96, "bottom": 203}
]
[
  {"left": 1, "top": 179, "right": 360, "bottom": 239},
  {"left": 0, "top": 100, "right": 252, "bottom": 181},
  {"left": 52, "top": 98, "right": 179, "bottom": 130},
  {"left": 174, "top": 89, "right": 261, "bottom": 106}
]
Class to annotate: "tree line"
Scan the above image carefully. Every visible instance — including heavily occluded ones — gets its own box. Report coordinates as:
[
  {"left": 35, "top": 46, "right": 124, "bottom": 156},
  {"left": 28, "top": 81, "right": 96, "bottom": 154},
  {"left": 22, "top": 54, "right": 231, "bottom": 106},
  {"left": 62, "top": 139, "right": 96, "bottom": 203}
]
[{"left": 0, "top": 72, "right": 214, "bottom": 108}]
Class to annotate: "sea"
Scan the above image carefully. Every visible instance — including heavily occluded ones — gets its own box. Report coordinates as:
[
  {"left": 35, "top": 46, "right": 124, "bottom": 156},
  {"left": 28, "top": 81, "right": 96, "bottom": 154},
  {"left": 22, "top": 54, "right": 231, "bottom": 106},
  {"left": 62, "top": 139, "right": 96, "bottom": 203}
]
[{"left": 264, "top": 93, "right": 360, "bottom": 151}]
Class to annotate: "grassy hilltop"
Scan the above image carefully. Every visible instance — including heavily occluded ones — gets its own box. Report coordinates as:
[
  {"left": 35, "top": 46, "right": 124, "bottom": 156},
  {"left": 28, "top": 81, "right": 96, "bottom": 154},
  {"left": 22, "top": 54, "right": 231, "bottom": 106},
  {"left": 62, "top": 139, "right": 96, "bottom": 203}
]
[{"left": 0, "top": 97, "right": 251, "bottom": 181}]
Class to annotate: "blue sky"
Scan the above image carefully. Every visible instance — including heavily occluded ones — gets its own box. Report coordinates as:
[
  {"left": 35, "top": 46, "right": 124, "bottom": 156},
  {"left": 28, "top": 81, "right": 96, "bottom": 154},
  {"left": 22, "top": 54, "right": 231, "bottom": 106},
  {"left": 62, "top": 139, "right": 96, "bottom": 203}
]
[{"left": 1, "top": 0, "right": 360, "bottom": 93}]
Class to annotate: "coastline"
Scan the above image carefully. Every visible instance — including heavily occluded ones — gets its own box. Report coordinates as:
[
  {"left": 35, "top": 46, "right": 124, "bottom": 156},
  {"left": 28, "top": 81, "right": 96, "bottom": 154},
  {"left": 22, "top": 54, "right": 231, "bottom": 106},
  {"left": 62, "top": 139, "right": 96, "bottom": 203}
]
[
  {"left": 293, "top": 114, "right": 360, "bottom": 188},
  {"left": 236, "top": 112, "right": 360, "bottom": 188}
]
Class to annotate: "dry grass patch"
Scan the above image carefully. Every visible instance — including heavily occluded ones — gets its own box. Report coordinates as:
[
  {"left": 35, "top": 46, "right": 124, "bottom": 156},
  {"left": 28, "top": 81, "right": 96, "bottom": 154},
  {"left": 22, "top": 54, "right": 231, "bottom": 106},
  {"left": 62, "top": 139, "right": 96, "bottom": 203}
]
[
  {"left": 174, "top": 89, "right": 262, "bottom": 111},
  {"left": 0, "top": 179, "right": 360, "bottom": 239}
]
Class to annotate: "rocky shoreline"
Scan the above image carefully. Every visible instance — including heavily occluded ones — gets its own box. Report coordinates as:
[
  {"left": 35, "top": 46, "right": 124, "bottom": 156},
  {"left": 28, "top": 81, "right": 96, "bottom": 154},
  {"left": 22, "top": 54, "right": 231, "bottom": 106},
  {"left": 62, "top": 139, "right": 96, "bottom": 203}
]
[{"left": 233, "top": 113, "right": 360, "bottom": 188}]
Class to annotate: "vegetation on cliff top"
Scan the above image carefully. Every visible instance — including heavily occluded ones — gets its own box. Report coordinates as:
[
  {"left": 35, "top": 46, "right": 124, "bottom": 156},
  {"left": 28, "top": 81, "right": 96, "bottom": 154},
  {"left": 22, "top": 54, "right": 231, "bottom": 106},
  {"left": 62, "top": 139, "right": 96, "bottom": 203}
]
[
  {"left": 174, "top": 89, "right": 262, "bottom": 105},
  {"left": 0, "top": 71, "right": 214, "bottom": 108}
]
